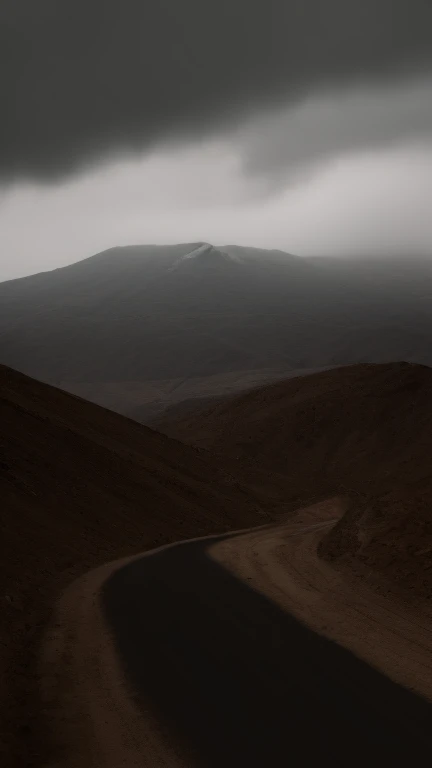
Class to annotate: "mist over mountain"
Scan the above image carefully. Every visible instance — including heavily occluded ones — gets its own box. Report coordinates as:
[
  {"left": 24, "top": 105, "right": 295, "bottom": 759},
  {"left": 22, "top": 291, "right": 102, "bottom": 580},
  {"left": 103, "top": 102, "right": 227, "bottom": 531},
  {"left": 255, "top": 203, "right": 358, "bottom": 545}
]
[{"left": 1, "top": 242, "right": 432, "bottom": 419}]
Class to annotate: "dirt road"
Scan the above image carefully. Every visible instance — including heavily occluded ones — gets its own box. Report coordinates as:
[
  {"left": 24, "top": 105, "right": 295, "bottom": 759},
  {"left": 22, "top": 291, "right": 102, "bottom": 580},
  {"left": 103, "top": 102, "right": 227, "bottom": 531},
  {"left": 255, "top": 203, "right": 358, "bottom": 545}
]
[
  {"left": 43, "top": 506, "right": 432, "bottom": 767},
  {"left": 212, "top": 499, "right": 432, "bottom": 701}
]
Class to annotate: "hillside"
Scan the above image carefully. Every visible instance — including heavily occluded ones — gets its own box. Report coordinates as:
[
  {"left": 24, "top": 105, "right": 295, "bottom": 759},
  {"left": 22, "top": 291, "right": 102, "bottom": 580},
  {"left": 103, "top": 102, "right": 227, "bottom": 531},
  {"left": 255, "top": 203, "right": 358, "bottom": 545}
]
[
  {"left": 0, "top": 364, "right": 263, "bottom": 766},
  {"left": 318, "top": 480, "right": 432, "bottom": 596},
  {"left": 1, "top": 243, "right": 432, "bottom": 419},
  {"left": 3, "top": 361, "right": 432, "bottom": 765},
  {"left": 153, "top": 362, "right": 432, "bottom": 488},
  {"left": 155, "top": 362, "right": 432, "bottom": 595}
]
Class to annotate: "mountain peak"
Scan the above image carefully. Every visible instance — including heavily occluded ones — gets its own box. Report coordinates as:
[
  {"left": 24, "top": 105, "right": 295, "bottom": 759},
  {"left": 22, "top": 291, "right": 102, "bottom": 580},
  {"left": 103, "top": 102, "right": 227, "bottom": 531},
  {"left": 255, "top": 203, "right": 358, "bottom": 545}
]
[{"left": 170, "top": 243, "right": 242, "bottom": 271}]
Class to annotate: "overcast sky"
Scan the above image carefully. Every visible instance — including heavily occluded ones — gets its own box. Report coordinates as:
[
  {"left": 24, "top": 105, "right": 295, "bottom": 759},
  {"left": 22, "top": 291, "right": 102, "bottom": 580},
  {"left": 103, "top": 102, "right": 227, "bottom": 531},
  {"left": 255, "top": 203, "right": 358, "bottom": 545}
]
[{"left": 1, "top": 2, "right": 432, "bottom": 281}]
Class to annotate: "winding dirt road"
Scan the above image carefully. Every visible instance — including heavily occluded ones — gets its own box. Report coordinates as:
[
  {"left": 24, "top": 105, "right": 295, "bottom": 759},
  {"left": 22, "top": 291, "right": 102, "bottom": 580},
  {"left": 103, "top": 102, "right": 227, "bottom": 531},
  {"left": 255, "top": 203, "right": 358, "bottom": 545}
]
[{"left": 41, "top": 502, "right": 432, "bottom": 767}]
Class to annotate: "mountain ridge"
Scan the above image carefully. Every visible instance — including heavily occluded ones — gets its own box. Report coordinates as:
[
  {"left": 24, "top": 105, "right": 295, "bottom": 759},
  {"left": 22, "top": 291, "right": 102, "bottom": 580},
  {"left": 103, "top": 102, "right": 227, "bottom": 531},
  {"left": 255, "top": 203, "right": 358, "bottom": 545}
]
[{"left": 1, "top": 243, "right": 432, "bottom": 420}]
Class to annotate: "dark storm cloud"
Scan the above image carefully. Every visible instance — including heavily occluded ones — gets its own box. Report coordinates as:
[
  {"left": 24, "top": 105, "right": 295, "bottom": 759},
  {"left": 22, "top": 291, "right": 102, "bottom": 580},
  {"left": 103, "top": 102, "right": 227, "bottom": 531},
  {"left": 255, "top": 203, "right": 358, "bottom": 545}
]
[{"left": 2, "top": 0, "right": 432, "bottom": 180}]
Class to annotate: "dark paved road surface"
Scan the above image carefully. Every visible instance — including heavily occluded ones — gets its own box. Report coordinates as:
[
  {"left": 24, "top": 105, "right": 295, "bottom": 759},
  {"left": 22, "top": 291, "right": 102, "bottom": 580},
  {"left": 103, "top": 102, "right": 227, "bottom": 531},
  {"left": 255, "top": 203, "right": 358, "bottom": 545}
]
[{"left": 103, "top": 536, "right": 432, "bottom": 767}]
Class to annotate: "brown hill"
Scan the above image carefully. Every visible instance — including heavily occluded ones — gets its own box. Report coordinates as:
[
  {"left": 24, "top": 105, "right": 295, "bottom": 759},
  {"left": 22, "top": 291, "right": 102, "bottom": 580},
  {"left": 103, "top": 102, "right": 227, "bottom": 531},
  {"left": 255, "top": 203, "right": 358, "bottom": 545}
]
[
  {"left": 156, "top": 362, "right": 432, "bottom": 595},
  {"left": 4, "top": 361, "right": 432, "bottom": 764},
  {"left": 0, "top": 364, "right": 262, "bottom": 767},
  {"left": 155, "top": 362, "right": 432, "bottom": 491}
]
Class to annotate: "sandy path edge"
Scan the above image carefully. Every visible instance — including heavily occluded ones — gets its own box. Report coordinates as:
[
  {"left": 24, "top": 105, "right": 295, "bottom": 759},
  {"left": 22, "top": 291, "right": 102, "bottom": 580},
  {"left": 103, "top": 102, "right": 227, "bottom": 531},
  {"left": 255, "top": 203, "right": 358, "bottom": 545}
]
[
  {"left": 37, "top": 528, "right": 260, "bottom": 768},
  {"left": 211, "top": 498, "right": 432, "bottom": 702},
  {"left": 38, "top": 549, "right": 193, "bottom": 768}
]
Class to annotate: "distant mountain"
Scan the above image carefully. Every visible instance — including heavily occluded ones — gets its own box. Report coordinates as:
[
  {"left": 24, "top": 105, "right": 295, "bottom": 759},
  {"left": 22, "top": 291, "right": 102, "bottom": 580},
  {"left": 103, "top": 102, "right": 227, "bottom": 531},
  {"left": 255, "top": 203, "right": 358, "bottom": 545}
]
[{"left": 1, "top": 242, "right": 432, "bottom": 418}]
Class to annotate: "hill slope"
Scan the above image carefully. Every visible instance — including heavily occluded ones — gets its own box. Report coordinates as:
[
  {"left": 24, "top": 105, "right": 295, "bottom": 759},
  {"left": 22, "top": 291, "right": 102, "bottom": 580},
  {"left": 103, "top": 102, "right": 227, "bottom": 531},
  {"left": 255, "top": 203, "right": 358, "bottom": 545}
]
[
  {"left": 156, "top": 362, "right": 432, "bottom": 595},
  {"left": 3, "top": 361, "right": 432, "bottom": 764},
  {"left": 2, "top": 243, "right": 432, "bottom": 418},
  {"left": 0, "top": 364, "right": 262, "bottom": 766},
  {"left": 154, "top": 362, "right": 432, "bottom": 488}
]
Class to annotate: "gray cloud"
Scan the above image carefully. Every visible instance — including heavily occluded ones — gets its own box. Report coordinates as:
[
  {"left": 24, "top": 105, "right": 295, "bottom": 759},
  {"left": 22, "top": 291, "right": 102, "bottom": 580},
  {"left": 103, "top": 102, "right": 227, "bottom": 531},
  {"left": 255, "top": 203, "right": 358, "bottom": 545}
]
[
  {"left": 1, "top": 142, "right": 432, "bottom": 282},
  {"left": 237, "top": 79, "right": 432, "bottom": 184},
  {"left": 2, "top": 0, "right": 432, "bottom": 181}
]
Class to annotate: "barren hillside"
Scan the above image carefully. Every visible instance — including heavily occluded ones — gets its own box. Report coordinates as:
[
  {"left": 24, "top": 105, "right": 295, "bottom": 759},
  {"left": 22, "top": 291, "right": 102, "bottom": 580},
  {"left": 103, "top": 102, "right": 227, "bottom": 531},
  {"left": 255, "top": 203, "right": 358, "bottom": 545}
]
[
  {"left": 0, "top": 364, "right": 262, "bottom": 766},
  {"left": 156, "top": 362, "right": 432, "bottom": 491},
  {"left": 156, "top": 362, "right": 432, "bottom": 594}
]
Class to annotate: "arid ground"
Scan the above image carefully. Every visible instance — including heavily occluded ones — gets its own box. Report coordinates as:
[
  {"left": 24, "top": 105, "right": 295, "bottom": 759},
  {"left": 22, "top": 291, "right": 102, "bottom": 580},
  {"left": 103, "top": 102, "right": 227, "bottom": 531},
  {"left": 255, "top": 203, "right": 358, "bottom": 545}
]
[{"left": 2, "top": 362, "right": 432, "bottom": 766}]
